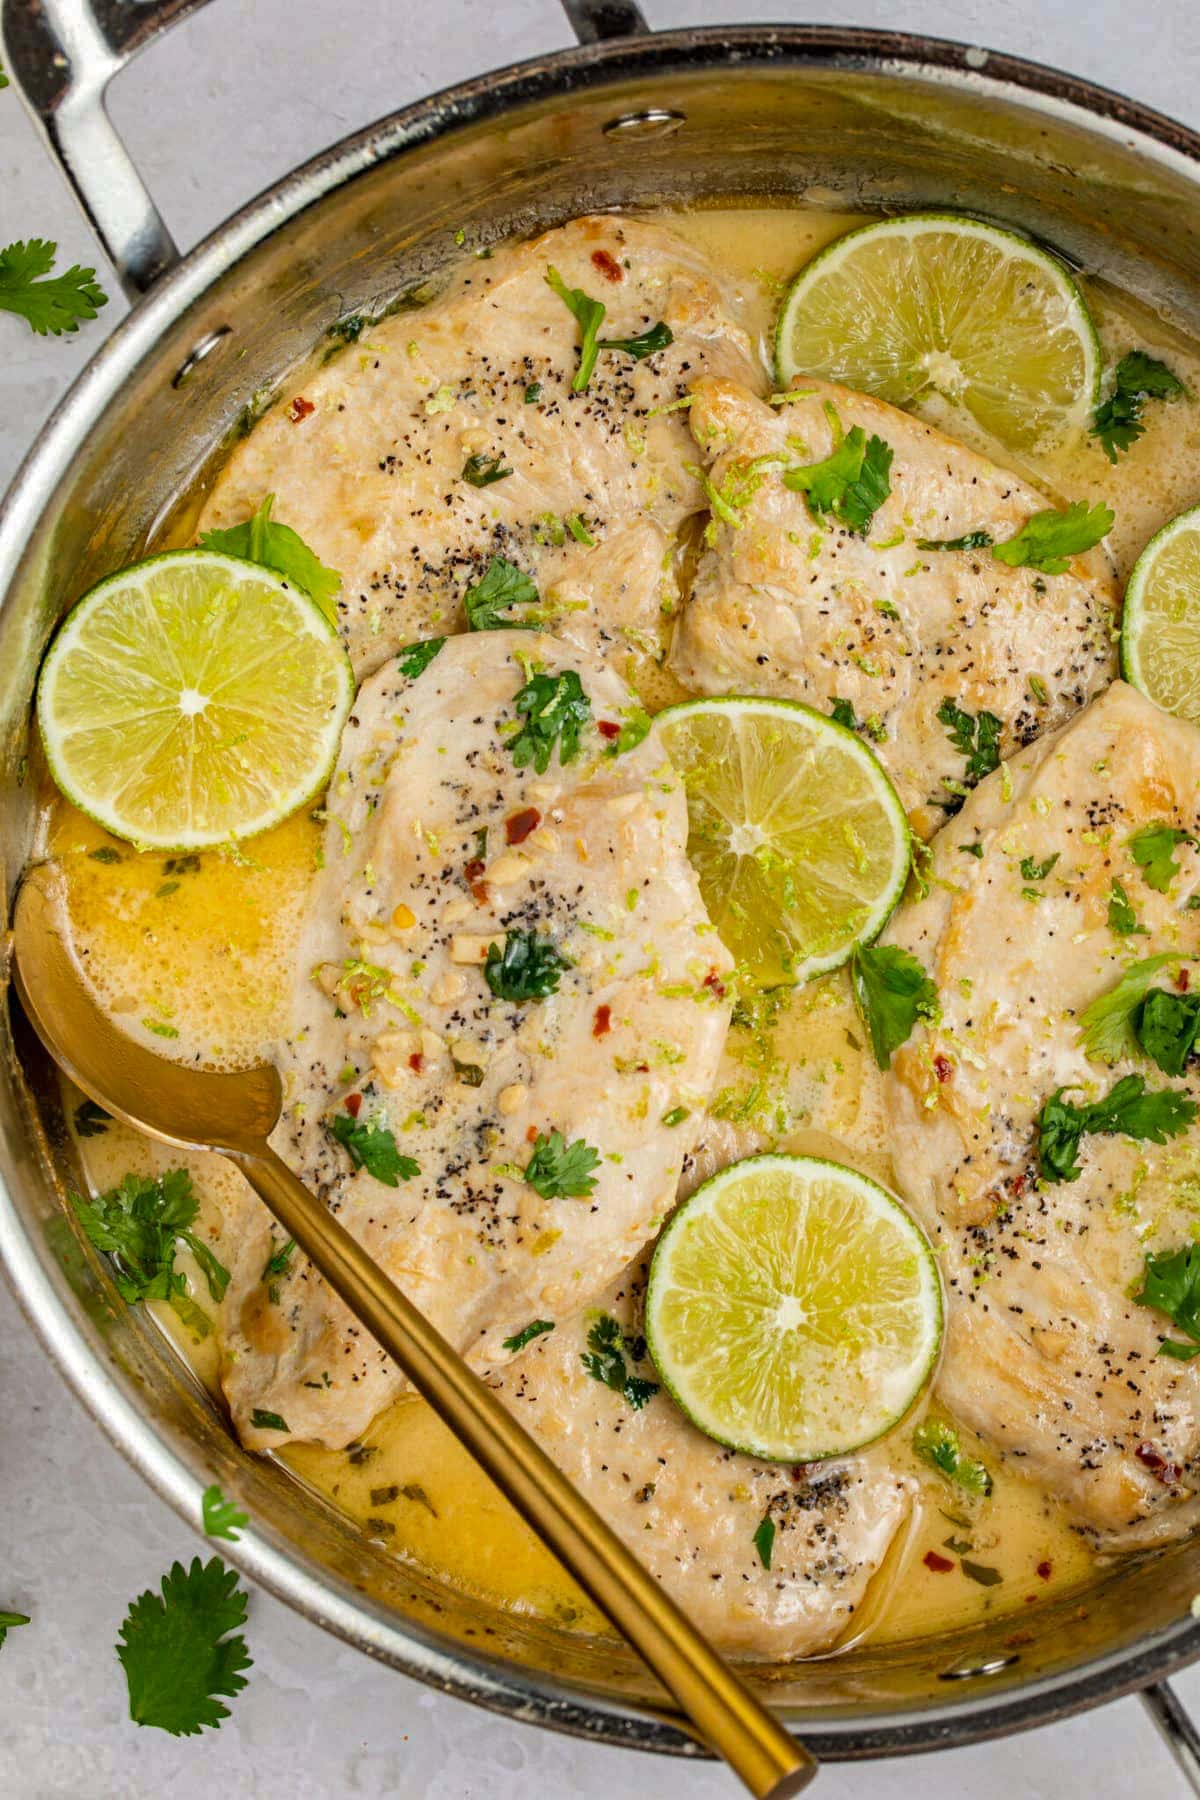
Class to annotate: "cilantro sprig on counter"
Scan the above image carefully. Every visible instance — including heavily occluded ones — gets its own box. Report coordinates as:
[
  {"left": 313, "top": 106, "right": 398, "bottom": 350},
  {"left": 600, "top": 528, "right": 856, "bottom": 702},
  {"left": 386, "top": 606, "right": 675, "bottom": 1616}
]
[
  {"left": 581, "top": 1314, "right": 659, "bottom": 1409},
  {"left": 1035, "top": 1075, "right": 1197, "bottom": 1183},
  {"left": 0, "top": 237, "right": 107, "bottom": 336},
  {"left": 1135, "top": 1243, "right": 1200, "bottom": 1360},
  {"left": 850, "top": 942, "right": 939, "bottom": 1070},
  {"left": 72, "top": 1168, "right": 230, "bottom": 1339},
  {"left": 199, "top": 494, "right": 341, "bottom": 624},
  {"left": 202, "top": 1485, "right": 248, "bottom": 1544},
  {"left": 0, "top": 1610, "right": 29, "bottom": 1651},
  {"left": 783, "top": 425, "right": 893, "bottom": 535},
  {"left": 117, "top": 1557, "right": 251, "bottom": 1737},
  {"left": 1092, "top": 351, "right": 1184, "bottom": 462},
  {"left": 330, "top": 1112, "right": 419, "bottom": 1185}
]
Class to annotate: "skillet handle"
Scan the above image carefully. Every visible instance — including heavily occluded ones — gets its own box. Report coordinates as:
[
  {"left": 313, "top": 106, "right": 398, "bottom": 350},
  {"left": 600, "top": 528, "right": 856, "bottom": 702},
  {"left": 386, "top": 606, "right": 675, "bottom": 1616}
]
[
  {"left": 1142, "top": 1682, "right": 1200, "bottom": 1793},
  {"left": 0, "top": 0, "right": 215, "bottom": 297},
  {"left": 561, "top": 1, "right": 650, "bottom": 41}
]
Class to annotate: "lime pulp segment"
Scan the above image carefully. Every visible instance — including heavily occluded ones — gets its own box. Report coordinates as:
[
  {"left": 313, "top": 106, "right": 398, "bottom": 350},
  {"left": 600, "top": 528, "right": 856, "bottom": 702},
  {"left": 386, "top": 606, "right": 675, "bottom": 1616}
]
[
  {"left": 645, "top": 1154, "right": 943, "bottom": 1462},
  {"left": 1121, "top": 505, "right": 1200, "bottom": 722},
  {"left": 775, "top": 213, "right": 1100, "bottom": 453},
  {"left": 37, "top": 550, "right": 354, "bottom": 850},
  {"left": 656, "top": 697, "right": 910, "bottom": 988}
]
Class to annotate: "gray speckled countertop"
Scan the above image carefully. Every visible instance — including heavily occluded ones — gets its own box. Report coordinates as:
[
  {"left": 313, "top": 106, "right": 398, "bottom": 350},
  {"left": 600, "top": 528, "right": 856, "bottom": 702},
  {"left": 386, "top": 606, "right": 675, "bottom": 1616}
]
[{"left": 3, "top": 2, "right": 1200, "bottom": 1793}]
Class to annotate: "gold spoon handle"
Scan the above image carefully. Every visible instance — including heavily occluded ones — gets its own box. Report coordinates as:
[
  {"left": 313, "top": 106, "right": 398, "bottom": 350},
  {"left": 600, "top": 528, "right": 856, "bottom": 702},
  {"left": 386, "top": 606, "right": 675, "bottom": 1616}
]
[{"left": 232, "top": 1143, "right": 816, "bottom": 1799}]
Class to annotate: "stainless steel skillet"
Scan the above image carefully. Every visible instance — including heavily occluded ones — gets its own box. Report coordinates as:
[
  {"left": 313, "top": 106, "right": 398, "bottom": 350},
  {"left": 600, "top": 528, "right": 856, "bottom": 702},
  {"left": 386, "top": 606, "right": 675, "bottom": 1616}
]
[{"left": 4, "top": 0, "right": 1200, "bottom": 1779}]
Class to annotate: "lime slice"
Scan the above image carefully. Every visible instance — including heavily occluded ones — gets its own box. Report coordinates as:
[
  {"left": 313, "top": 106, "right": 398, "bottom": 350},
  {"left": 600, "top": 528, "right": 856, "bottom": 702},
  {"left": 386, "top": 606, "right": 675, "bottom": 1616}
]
[
  {"left": 775, "top": 213, "right": 1100, "bottom": 453},
  {"left": 1121, "top": 505, "right": 1200, "bottom": 721},
  {"left": 645, "top": 1154, "right": 942, "bottom": 1462},
  {"left": 656, "top": 697, "right": 909, "bottom": 987},
  {"left": 37, "top": 550, "right": 354, "bottom": 849}
]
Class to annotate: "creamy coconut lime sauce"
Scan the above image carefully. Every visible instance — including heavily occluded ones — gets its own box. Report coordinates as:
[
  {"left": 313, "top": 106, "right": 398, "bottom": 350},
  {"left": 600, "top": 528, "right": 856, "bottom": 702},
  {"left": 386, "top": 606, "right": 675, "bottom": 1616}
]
[{"left": 39, "top": 202, "right": 1200, "bottom": 1653}]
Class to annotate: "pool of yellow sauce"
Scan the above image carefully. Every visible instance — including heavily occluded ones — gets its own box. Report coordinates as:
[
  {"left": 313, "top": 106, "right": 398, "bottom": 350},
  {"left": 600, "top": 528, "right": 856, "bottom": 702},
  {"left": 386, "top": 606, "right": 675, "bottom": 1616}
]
[{"left": 50, "top": 198, "right": 1200, "bottom": 1656}]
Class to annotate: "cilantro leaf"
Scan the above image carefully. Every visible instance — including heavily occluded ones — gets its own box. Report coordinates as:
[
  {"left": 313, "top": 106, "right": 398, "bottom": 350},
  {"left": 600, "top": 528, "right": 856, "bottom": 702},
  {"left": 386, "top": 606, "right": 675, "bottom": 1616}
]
[
  {"left": 116, "top": 1556, "right": 251, "bottom": 1736},
  {"left": 397, "top": 637, "right": 445, "bottom": 679},
  {"left": 261, "top": 1235, "right": 296, "bottom": 1303},
  {"left": 1091, "top": 352, "right": 1184, "bottom": 462},
  {"left": 960, "top": 1559, "right": 1003, "bottom": 1587},
  {"left": 250, "top": 1409, "right": 289, "bottom": 1433},
  {"left": 936, "top": 698, "right": 1002, "bottom": 806},
  {"left": 1135, "top": 1243, "right": 1200, "bottom": 1359},
  {"left": 202, "top": 1485, "right": 248, "bottom": 1543},
  {"left": 1135, "top": 987, "right": 1200, "bottom": 1077},
  {"left": 199, "top": 494, "right": 341, "bottom": 624},
  {"left": 522, "top": 1130, "right": 601, "bottom": 1199},
  {"left": 851, "top": 942, "right": 938, "bottom": 1070},
  {"left": 73, "top": 1098, "right": 110, "bottom": 1137},
  {"left": 1078, "top": 953, "right": 1181, "bottom": 1064},
  {"left": 502, "top": 1319, "right": 556, "bottom": 1353},
  {"left": 917, "top": 530, "right": 994, "bottom": 552},
  {"left": 1128, "top": 821, "right": 1198, "bottom": 893},
  {"left": 461, "top": 452, "right": 512, "bottom": 487},
  {"left": 1019, "top": 852, "right": 1059, "bottom": 883},
  {"left": 484, "top": 928, "right": 570, "bottom": 1002},
  {"left": 507, "top": 669, "right": 592, "bottom": 772},
  {"left": 829, "top": 697, "right": 858, "bottom": 730},
  {"left": 581, "top": 1313, "right": 659, "bottom": 1408},
  {"left": 1036, "top": 1074, "right": 1197, "bottom": 1183},
  {"left": 991, "top": 500, "right": 1114, "bottom": 575},
  {"left": 912, "top": 1417, "right": 993, "bottom": 1497},
  {"left": 329, "top": 1112, "right": 419, "bottom": 1185},
  {"left": 1107, "top": 877, "right": 1148, "bottom": 938},
  {"left": 545, "top": 266, "right": 606, "bottom": 391},
  {"left": 0, "top": 238, "right": 107, "bottom": 336},
  {"left": 72, "top": 1168, "right": 229, "bottom": 1338},
  {"left": 752, "top": 1516, "right": 775, "bottom": 1570},
  {"left": 783, "top": 426, "right": 893, "bottom": 535},
  {"left": 604, "top": 706, "right": 652, "bottom": 757},
  {"left": 598, "top": 320, "right": 674, "bottom": 360},
  {"left": 463, "top": 556, "right": 540, "bottom": 631},
  {"left": 0, "top": 1611, "right": 29, "bottom": 1651}
]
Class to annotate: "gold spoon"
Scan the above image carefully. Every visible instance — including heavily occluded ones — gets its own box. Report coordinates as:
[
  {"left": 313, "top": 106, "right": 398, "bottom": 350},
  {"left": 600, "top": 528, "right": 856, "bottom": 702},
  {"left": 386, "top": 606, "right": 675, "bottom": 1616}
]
[{"left": 12, "top": 865, "right": 815, "bottom": 1798}]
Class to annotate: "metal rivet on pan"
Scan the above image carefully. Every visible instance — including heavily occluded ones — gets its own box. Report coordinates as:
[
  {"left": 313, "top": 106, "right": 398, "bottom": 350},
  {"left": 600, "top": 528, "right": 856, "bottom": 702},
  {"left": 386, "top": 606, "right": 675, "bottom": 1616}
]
[
  {"left": 938, "top": 1654, "right": 1020, "bottom": 1681},
  {"left": 602, "top": 109, "right": 686, "bottom": 140},
  {"left": 172, "top": 325, "right": 233, "bottom": 388}
]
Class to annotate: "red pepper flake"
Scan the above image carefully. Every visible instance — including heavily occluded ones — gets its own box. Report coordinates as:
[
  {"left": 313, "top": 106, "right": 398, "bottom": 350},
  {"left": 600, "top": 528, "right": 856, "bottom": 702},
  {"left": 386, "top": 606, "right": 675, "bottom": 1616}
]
[
  {"left": 408, "top": 1053, "right": 424, "bottom": 1073},
  {"left": 703, "top": 970, "right": 727, "bottom": 1000},
  {"left": 1010, "top": 1171, "right": 1027, "bottom": 1198},
  {"left": 526, "top": 1124, "right": 541, "bottom": 1143},
  {"left": 345, "top": 1092, "right": 362, "bottom": 1118},
  {"left": 464, "top": 857, "right": 489, "bottom": 905},
  {"left": 1135, "top": 1441, "right": 1183, "bottom": 1484},
  {"left": 593, "top": 1004, "right": 612, "bottom": 1038},
  {"left": 934, "top": 1054, "right": 954, "bottom": 1084},
  {"left": 505, "top": 807, "right": 541, "bottom": 845},
  {"left": 1180, "top": 967, "right": 1192, "bottom": 992},
  {"left": 287, "top": 395, "right": 315, "bottom": 423},
  {"left": 923, "top": 1550, "right": 955, "bottom": 1573},
  {"left": 1036, "top": 1560, "right": 1052, "bottom": 1580},
  {"left": 597, "top": 720, "right": 621, "bottom": 741},
  {"left": 591, "top": 248, "right": 623, "bottom": 283}
]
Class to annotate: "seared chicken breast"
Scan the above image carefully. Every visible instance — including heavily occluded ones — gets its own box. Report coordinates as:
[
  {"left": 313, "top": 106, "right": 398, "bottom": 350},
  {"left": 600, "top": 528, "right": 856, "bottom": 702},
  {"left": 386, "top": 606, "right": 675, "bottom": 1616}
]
[
  {"left": 197, "top": 217, "right": 757, "bottom": 682},
  {"left": 222, "top": 630, "right": 730, "bottom": 1449},
  {"left": 669, "top": 376, "right": 1117, "bottom": 830},
  {"left": 492, "top": 1259, "right": 914, "bottom": 1658},
  {"left": 885, "top": 681, "right": 1200, "bottom": 1544}
]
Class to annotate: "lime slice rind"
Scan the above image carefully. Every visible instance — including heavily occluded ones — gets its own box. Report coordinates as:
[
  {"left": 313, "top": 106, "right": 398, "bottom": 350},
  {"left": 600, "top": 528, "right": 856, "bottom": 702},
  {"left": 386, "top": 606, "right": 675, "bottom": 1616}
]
[
  {"left": 657, "top": 696, "right": 911, "bottom": 988},
  {"left": 1121, "top": 505, "right": 1200, "bottom": 722},
  {"left": 645, "top": 1153, "right": 943, "bottom": 1462},
  {"left": 775, "top": 212, "right": 1101, "bottom": 455},
  {"left": 37, "top": 549, "right": 354, "bottom": 850}
]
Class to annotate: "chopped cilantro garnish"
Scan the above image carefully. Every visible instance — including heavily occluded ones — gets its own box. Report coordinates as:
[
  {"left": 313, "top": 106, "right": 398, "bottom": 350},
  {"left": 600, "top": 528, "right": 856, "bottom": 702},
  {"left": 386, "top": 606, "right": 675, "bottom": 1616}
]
[
  {"left": 1092, "top": 351, "right": 1184, "bottom": 461},
  {"left": 250, "top": 1409, "right": 289, "bottom": 1433},
  {"left": 0, "top": 237, "right": 107, "bottom": 336},
  {"left": 463, "top": 556, "right": 540, "bottom": 631},
  {"left": 598, "top": 319, "right": 674, "bottom": 360},
  {"left": 1136, "top": 987, "right": 1200, "bottom": 1077},
  {"left": 605, "top": 706, "right": 651, "bottom": 756},
  {"left": 783, "top": 425, "right": 893, "bottom": 535},
  {"left": 1019, "top": 852, "right": 1059, "bottom": 883},
  {"left": 261, "top": 1236, "right": 296, "bottom": 1303},
  {"left": 72, "top": 1168, "right": 229, "bottom": 1339},
  {"left": 484, "top": 929, "right": 570, "bottom": 1002},
  {"left": 916, "top": 529, "right": 994, "bottom": 552},
  {"left": 545, "top": 266, "right": 606, "bottom": 391},
  {"left": 1107, "top": 877, "right": 1148, "bottom": 939},
  {"left": 937, "top": 697, "right": 1002, "bottom": 807},
  {"left": 829, "top": 697, "right": 858, "bottom": 731},
  {"left": 581, "top": 1313, "right": 659, "bottom": 1409},
  {"left": 1078, "top": 953, "right": 1180, "bottom": 1064},
  {"left": 1036, "top": 1075, "right": 1197, "bottom": 1183},
  {"left": 1135, "top": 1243, "right": 1200, "bottom": 1359},
  {"left": 507, "top": 669, "right": 592, "bottom": 772},
  {"left": 461, "top": 452, "right": 512, "bottom": 487},
  {"left": 397, "top": 637, "right": 445, "bottom": 679},
  {"left": 202, "top": 1485, "right": 248, "bottom": 1543},
  {"left": 522, "top": 1130, "right": 601, "bottom": 1199},
  {"left": 1127, "top": 821, "right": 1198, "bottom": 893},
  {"left": 662, "top": 1105, "right": 690, "bottom": 1127},
  {"left": 199, "top": 494, "right": 341, "bottom": 624},
  {"left": 851, "top": 942, "right": 939, "bottom": 1070},
  {"left": 912, "top": 1417, "right": 993, "bottom": 1497},
  {"left": 752, "top": 1515, "right": 775, "bottom": 1570},
  {"left": 502, "top": 1319, "right": 556, "bottom": 1353},
  {"left": 116, "top": 1556, "right": 251, "bottom": 1736},
  {"left": 991, "top": 501, "right": 1113, "bottom": 575},
  {"left": 329, "top": 1113, "right": 419, "bottom": 1186}
]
